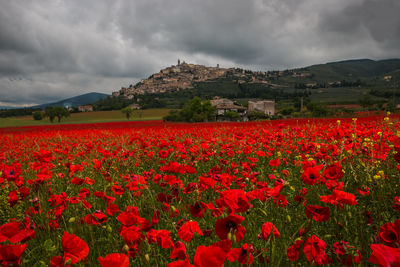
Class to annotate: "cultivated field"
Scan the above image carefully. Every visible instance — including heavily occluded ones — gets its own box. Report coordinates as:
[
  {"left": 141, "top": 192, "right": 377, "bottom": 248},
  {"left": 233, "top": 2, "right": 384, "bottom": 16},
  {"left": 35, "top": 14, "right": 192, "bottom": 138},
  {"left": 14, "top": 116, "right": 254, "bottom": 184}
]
[
  {"left": 0, "top": 116, "right": 399, "bottom": 266},
  {"left": 0, "top": 109, "right": 172, "bottom": 128}
]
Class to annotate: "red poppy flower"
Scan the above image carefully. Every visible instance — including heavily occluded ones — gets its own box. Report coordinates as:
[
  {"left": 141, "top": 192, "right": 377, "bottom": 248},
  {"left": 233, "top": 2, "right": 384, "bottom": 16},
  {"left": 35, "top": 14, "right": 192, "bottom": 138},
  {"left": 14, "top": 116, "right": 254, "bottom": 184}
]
[
  {"left": 215, "top": 214, "right": 246, "bottom": 242},
  {"left": 0, "top": 221, "right": 36, "bottom": 244},
  {"left": 258, "top": 222, "right": 280, "bottom": 241},
  {"left": 84, "top": 211, "right": 107, "bottom": 225},
  {"left": 395, "top": 197, "right": 400, "bottom": 211},
  {"left": 320, "top": 190, "right": 358, "bottom": 206},
  {"left": 8, "top": 190, "right": 19, "bottom": 207},
  {"left": 212, "top": 239, "right": 232, "bottom": 253},
  {"left": 356, "top": 186, "right": 370, "bottom": 196},
  {"left": 147, "top": 229, "right": 173, "bottom": 249},
  {"left": 61, "top": 232, "right": 89, "bottom": 264},
  {"left": 269, "top": 158, "right": 281, "bottom": 167},
  {"left": 226, "top": 243, "right": 254, "bottom": 265},
  {"left": 379, "top": 219, "right": 400, "bottom": 246},
  {"left": 323, "top": 162, "right": 344, "bottom": 180},
  {"left": 287, "top": 239, "right": 303, "bottom": 261},
  {"left": 218, "top": 189, "right": 251, "bottom": 213},
  {"left": 120, "top": 226, "right": 144, "bottom": 253},
  {"left": 305, "top": 205, "right": 330, "bottom": 222},
  {"left": 112, "top": 185, "right": 125, "bottom": 195},
  {"left": 394, "top": 145, "right": 400, "bottom": 163},
  {"left": 301, "top": 166, "right": 322, "bottom": 185},
  {"left": 98, "top": 253, "right": 129, "bottom": 267},
  {"left": 194, "top": 245, "right": 226, "bottom": 267},
  {"left": 152, "top": 210, "right": 160, "bottom": 225},
  {"left": 369, "top": 244, "right": 400, "bottom": 267},
  {"left": 177, "top": 221, "right": 203, "bottom": 242},
  {"left": 167, "top": 258, "right": 193, "bottom": 267},
  {"left": 71, "top": 177, "right": 84, "bottom": 185},
  {"left": 2, "top": 164, "right": 21, "bottom": 182},
  {"left": 106, "top": 203, "right": 120, "bottom": 216},
  {"left": 0, "top": 243, "right": 27, "bottom": 266},
  {"left": 331, "top": 241, "right": 362, "bottom": 266},
  {"left": 189, "top": 202, "right": 208, "bottom": 218},
  {"left": 117, "top": 211, "right": 142, "bottom": 227},
  {"left": 273, "top": 194, "right": 288, "bottom": 207},
  {"left": 303, "top": 235, "right": 330, "bottom": 265},
  {"left": 169, "top": 241, "right": 187, "bottom": 260}
]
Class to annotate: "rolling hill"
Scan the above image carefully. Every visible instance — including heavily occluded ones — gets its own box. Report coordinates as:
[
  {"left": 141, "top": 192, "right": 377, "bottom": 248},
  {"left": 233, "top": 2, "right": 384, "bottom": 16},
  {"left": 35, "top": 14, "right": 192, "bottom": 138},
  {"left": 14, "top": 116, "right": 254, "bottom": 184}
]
[{"left": 33, "top": 92, "right": 109, "bottom": 108}]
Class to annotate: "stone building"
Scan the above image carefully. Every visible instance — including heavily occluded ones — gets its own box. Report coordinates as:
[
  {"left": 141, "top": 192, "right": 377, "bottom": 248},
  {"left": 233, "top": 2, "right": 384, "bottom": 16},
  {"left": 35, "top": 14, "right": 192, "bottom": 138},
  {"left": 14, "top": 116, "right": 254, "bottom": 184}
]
[
  {"left": 78, "top": 105, "right": 93, "bottom": 112},
  {"left": 210, "top": 97, "right": 248, "bottom": 121},
  {"left": 248, "top": 100, "right": 275, "bottom": 116}
]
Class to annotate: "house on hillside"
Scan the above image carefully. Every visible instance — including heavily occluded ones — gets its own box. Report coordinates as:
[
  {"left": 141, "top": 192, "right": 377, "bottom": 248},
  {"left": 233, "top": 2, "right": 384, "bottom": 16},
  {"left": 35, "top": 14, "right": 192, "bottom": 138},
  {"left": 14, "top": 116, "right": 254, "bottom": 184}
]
[
  {"left": 210, "top": 97, "right": 248, "bottom": 121},
  {"left": 248, "top": 100, "right": 275, "bottom": 116},
  {"left": 78, "top": 105, "right": 93, "bottom": 112},
  {"left": 128, "top": 103, "right": 141, "bottom": 110}
]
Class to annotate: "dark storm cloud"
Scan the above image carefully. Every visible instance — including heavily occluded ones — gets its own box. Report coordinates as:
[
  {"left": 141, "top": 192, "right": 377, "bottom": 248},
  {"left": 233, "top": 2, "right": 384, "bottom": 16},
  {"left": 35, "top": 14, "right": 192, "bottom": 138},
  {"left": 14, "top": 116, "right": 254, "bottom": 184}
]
[{"left": 0, "top": 0, "right": 398, "bottom": 106}]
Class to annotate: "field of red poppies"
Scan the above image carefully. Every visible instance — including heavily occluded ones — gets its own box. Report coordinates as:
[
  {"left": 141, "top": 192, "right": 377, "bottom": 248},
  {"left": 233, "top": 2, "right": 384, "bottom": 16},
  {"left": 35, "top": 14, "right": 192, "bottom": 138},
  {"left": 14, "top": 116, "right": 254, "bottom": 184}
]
[{"left": 1, "top": 115, "right": 400, "bottom": 266}]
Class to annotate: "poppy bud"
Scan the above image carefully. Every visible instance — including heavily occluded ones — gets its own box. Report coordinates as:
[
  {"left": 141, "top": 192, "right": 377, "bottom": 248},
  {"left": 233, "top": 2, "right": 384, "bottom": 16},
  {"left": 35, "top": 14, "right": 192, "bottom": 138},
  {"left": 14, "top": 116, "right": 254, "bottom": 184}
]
[
  {"left": 145, "top": 254, "right": 150, "bottom": 262},
  {"left": 286, "top": 215, "right": 291, "bottom": 223},
  {"left": 122, "top": 244, "right": 129, "bottom": 253},
  {"left": 68, "top": 217, "right": 76, "bottom": 223},
  {"left": 232, "top": 233, "right": 237, "bottom": 243},
  {"left": 227, "top": 232, "right": 232, "bottom": 241},
  {"left": 107, "top": 225, "right": 112, "bottom": 232}
]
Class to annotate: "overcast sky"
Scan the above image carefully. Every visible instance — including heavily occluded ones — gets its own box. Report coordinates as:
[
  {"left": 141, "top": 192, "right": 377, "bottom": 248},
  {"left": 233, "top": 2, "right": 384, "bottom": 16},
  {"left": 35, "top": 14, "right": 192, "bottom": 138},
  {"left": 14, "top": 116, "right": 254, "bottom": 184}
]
[{"left": 0, "top": 0, "right": 399, "bottom": 106}]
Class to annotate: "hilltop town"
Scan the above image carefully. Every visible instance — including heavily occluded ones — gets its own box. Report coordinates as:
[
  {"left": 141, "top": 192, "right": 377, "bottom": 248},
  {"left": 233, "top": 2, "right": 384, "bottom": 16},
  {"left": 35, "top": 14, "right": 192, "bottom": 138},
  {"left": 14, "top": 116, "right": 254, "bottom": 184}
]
[{"left": 112, "top": 60, "right": 273, "bottom": 99}]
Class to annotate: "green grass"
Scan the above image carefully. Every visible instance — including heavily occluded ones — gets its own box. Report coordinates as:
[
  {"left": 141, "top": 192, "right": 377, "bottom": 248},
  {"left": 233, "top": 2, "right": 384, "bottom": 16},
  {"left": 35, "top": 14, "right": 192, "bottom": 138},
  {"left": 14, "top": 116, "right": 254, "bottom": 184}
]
[
  {"left": 308, "top": 87, "right": 387, "bottom": 104},
  {"left": 0, "top": 109, "right": 172, "bottom": 128}
]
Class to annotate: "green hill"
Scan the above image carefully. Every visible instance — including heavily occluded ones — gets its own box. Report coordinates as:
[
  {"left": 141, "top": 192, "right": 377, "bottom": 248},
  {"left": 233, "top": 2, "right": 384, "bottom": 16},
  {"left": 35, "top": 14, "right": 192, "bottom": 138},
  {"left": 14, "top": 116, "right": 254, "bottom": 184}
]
[
  {"left": 33, "top": 92, "right": 109, "bottom": 108},
  {"left": 306, "top": 59, "right": 400, "bottom": 81},
  {"left": 98, "top": 58, "right": 400, "bottom": 111}
]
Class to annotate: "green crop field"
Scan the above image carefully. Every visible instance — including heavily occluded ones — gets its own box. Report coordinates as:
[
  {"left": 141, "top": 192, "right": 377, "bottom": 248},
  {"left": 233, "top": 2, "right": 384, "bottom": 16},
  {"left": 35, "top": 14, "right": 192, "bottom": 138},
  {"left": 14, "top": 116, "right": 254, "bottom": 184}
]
[{"left": 0, "top": 109, "right": 172, "bottom": 128}]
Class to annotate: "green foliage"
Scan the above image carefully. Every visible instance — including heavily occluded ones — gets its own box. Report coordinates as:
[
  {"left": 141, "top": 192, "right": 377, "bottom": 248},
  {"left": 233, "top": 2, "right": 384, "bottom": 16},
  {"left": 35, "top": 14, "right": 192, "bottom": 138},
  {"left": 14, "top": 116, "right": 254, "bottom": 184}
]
[
  {"left": 121, "top": 107, "right": 134, "bottom": 119},
  {"left": 93, "top": 96, "right": 133, "bottom": 111},
  {"left": 358, "top": 94, "right": 374, "bottom": 108},
  {"left": 306, "top": 102, "right": 330, "bottom": 117},
  {"left": 163, "top": 97, "right": 216, "bottom": 122},
  {"left": 33, "top": 111, "right": 44, "bottom": 120},
  {"left": 0, "top": 108, "right": 41, "bottom": 118},
  {"left": 44, "top": 107, "right": 70, "bottom": 122},
  {"left": 163, "top": 110, "right": 182, "bottom": 122},
  {"left": 223, "top": 111, "right": 241, "bottom": 121},
  {"left": 0, "top": 183, "right": 25, "bottom": 224},
  {"left": 279, "top": 107, "right": 295, "bottom": 116},
  {"left": 248, "top": 111, "right": 269, "bottom": 121}
]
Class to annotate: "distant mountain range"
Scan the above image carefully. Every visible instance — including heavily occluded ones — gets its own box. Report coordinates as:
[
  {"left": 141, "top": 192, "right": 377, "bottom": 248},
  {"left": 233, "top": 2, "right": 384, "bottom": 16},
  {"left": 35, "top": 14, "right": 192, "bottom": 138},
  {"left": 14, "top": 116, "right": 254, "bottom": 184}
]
[
  {"left": 1, "top": 92, "right": 109, "bottom": 110},
  {"left": 32, "top": 92, "right": 109, "bottom": 109}
]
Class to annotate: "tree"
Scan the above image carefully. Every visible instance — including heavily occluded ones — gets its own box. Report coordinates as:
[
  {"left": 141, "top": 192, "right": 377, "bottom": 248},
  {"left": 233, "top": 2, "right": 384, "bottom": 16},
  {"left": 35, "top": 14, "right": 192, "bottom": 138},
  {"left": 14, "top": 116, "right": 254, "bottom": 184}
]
[
  {"left": 224, "top": 111, "right": 241, "bottom": 121},
  {"left": 45, "top": 107, "right": 70, "bottom": 123},
  {"left": 163, "top": 97, "right": 216, "bottom": 122},
  {"left": 358, "top": 94, "right": 373, "bottom": 110},
  {"left": 121, "top": 107, "right": 134, "bottom": 119},
  {"left": 44, "top": 108, "right": 56, "bottom": 123},
  {"left": 32, "top": 111, "right": 43, "bottom": 120}
]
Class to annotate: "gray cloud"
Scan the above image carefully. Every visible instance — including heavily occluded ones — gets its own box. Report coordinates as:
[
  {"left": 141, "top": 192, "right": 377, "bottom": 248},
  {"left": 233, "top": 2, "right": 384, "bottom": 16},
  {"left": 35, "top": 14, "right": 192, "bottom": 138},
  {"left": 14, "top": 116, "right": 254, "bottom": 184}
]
[{"left": 0, "top": 0, "right": 399, "bottom": 105}]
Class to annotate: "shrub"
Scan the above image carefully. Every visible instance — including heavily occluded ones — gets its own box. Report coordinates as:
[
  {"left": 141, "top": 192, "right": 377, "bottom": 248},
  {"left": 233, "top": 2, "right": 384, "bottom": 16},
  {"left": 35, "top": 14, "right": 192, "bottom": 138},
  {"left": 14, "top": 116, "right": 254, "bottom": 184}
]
[{"left": 32, "top": 111, "right": 43, "bottom": 120}]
